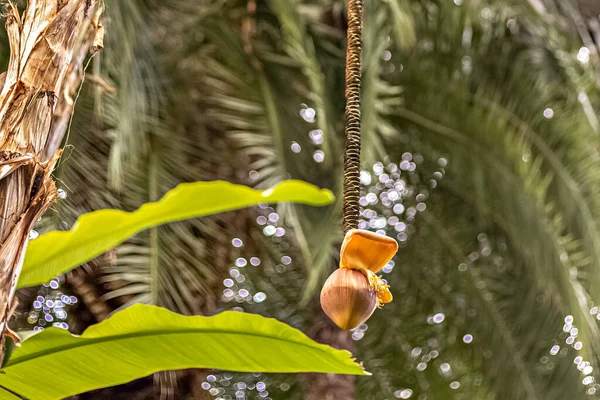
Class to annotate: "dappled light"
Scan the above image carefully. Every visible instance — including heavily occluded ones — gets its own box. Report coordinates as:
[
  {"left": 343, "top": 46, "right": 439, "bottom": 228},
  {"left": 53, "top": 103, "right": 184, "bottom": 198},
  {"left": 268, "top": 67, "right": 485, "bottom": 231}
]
[{"left": 0, "top": 0, "right": 597, "bottom": 399}]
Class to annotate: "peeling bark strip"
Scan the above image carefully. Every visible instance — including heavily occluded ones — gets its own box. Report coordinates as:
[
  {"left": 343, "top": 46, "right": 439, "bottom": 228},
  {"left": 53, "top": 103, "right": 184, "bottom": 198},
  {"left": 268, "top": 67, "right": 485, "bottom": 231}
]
[{"left": 0, "top": 0, "right": 103, "bottom": 364}]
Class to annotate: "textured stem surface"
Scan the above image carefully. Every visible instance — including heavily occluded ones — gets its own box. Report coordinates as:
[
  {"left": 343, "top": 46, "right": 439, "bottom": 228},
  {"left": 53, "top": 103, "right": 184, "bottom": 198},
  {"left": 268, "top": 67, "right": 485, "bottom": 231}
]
[
  {"left": 0, "top": 0, "right": 103, "bottom": 364},
  {"left": 342, "top": 0, "right": 363, "bottom": 235}
]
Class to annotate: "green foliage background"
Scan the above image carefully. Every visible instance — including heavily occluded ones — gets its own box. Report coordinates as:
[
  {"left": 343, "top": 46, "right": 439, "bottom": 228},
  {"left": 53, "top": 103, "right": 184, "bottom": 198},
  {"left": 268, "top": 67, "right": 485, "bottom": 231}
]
[{"left": 9, "top": 0, "right": 600, "bottom": 399}]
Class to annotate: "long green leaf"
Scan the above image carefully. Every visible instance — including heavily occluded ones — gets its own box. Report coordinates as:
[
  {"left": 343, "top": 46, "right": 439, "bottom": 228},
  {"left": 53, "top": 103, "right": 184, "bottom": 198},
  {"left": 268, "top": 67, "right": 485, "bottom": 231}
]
[
  {"left": 0, "top": 304, "right": 366, "bottom": 399},
  {"left": 0, "top": 387, "right": 19, "bottom": 400},
  {"left": 19, "top": 180, "right": 334, "bottom": 288}
]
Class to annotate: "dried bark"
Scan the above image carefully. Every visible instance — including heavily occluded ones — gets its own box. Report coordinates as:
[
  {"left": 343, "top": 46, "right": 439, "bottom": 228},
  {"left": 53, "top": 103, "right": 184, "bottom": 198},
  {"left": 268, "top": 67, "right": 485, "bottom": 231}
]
[
  {"left": 303, "top": 299, "right": 356, "bottom": 400},
  {"left": 0, "top": 0, "right": 103, "bottom": 364},
  {"left": 578, "top": 0, "right": 600, "bottom": 20}
]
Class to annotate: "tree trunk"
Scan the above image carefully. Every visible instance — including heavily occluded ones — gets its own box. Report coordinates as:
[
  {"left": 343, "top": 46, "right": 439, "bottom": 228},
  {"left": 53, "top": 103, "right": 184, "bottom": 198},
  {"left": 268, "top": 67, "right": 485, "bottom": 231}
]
[
  {"left": 0, "top": 0, "right": 102, "bottom": 363},
  {"left": 303, "top": 301, "right": 356, "bottom": 400},
  {"left": 578, "top": 0, "right": 600, "bottom": 19}
]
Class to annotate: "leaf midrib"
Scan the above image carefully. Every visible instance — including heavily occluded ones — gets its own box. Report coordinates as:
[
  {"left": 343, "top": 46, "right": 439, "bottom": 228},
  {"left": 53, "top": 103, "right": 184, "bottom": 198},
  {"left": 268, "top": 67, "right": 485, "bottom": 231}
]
[{"left": 6, "top": 327, "right": 352, "bottom": 371}]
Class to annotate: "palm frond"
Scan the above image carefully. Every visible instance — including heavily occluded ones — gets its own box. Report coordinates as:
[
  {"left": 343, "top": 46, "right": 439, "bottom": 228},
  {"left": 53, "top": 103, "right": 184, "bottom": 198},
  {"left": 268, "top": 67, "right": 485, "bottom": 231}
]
[{"left": 357, "top": 186, "right": 582, "bottom": 399}]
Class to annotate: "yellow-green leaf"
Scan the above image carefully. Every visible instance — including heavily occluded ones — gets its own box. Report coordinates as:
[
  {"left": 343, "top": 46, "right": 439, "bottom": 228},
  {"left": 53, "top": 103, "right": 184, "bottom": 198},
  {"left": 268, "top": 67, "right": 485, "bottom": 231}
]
[
  {"left": 1, "top": 304, "right": 366, "bottom": 399},
  {"left": 19, "top": 180, "right": 333, "bottom": 289}
]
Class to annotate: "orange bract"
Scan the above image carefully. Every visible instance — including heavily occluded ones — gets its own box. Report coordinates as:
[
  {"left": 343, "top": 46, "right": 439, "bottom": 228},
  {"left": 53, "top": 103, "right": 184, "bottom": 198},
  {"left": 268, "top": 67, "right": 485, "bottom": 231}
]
[
  {"left": 320, "top": 230, "right": 397, "bottom": 330},
  {"left": 340, "top": 229, "right": 398, "bottom": 273}
]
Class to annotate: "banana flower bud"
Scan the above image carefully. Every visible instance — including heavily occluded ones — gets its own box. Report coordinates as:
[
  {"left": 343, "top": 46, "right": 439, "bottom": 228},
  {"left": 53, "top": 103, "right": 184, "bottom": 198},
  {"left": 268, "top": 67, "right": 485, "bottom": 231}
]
[{"left": 320, "top": 229, "right": 398, "bottom": 330}]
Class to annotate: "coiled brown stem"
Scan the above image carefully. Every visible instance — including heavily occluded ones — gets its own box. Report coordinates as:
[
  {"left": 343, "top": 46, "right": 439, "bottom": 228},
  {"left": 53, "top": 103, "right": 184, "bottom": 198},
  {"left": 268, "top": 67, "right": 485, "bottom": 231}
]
[
  {"left": 344, "top": 0, "right": 363, "bottom": 234},
  {"left": 342, "top": 0, "right": 363, "bottom": 235}
]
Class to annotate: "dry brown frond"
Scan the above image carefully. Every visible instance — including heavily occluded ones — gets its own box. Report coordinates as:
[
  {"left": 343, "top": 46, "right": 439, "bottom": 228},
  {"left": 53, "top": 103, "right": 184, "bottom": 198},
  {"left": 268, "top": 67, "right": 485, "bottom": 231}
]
[{"left": 0, "top": 0, "right": 103, "bottom": 365}]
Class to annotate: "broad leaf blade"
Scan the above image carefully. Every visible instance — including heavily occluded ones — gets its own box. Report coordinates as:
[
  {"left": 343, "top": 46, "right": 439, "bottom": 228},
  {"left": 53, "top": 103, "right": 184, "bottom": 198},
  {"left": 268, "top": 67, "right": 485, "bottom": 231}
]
[
  {"left": 19, "top": 180, "right": 334, "bottom": 288},
  {"left": 1, "top": 304, "right": 366, "bottom": 399},
  {"left": 0, "top": 387, "right": 20, "bottom": 400}
]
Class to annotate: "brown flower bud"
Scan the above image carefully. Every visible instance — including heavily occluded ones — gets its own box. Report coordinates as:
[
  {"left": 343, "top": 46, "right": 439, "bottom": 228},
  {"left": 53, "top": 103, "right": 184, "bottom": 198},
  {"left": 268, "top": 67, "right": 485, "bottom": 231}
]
[{"left": 320, "top": 268, "right": 378, "bottom": 330}]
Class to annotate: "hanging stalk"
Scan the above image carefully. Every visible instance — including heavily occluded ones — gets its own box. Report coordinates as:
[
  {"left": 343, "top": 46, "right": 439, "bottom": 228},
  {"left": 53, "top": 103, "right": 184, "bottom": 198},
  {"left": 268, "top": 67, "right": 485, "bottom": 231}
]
[
  {"left": 342, "top": 0, "right": 363, "bottom": 235},
  {"left": 321, "top": 0, "right": 397, "bottom": 332},
  {"left": 0, "top": 0, "right": 103, "bottom": 364}
]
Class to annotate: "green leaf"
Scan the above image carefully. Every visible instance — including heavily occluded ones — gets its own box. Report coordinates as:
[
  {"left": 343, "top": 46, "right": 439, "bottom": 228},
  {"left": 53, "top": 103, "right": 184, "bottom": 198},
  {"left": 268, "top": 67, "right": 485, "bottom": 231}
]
[
  {"left": 0, "top": 387, "right": 20, "bottom": 400},
  {"left": 19, "top": 180, "right": 334, "bottom": 288},
  {"left": 0, "top": 304, "right": 366, "bottom": 399}
]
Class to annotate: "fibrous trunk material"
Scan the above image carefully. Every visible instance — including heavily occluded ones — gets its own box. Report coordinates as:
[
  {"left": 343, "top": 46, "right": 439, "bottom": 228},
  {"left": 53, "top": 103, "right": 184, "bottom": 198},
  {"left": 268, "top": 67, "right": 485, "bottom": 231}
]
[
  {"left": 0, "top": 0, "right": 102, "bottom": 364},
  {"left": 304, "top": 308, "right": 356, "bottom": 400}
]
